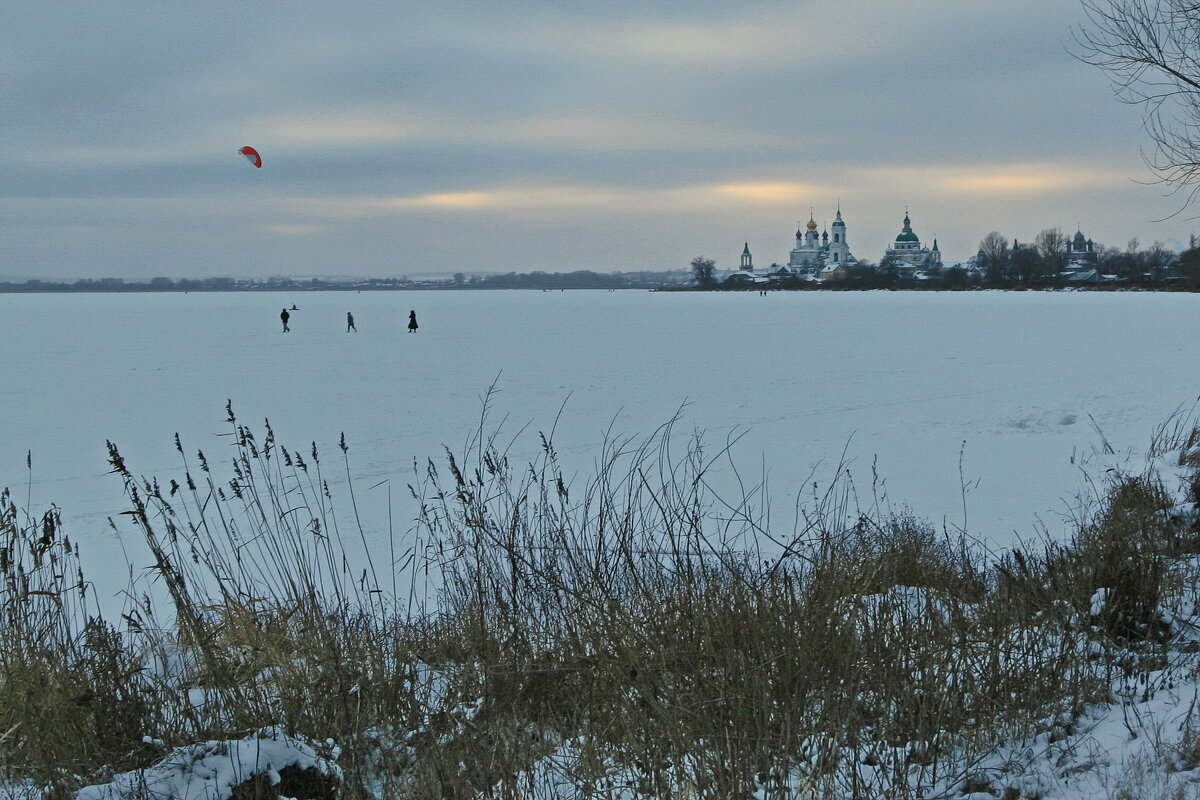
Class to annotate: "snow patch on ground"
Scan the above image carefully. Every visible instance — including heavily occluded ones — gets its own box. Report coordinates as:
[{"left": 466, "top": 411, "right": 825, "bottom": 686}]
[{"left": 74, "top": 728, "right": 339, "bottom": 800}]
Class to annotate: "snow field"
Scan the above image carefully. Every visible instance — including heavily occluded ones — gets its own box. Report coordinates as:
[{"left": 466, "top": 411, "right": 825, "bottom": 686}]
[
  {"left": 5, "top": 310, "right": 1200, "bottom": 799},
  {"left": 1, "top": 288, "right": 1198, "bottom": 604}
]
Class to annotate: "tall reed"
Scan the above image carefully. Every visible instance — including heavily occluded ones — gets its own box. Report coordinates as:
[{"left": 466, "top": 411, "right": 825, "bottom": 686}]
[{"left": 2, "top": 402, "right": 1199, "bottom": 799}]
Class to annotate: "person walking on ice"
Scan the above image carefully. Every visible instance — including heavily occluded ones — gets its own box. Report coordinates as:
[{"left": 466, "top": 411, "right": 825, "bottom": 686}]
[
  {"left": 407, "top": 310, "right": 418, "bottom": 333},
  {"left": 280, "top": 308, "right": 290, "bottom": 332},
  {"left": 346, "top": 312, "right": 357, "bottom": 332}
]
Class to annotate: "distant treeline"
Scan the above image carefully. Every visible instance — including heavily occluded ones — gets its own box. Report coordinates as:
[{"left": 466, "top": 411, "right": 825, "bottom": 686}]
[
  {"left": 450, "top": 269, "right": 688, "bottom": 289},
  {"left": 0, "top": 270, "right": 693, "bottom": 293}
]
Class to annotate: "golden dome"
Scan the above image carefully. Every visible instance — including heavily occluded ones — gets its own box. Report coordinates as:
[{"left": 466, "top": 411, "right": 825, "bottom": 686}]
[{"left": 806, "top": 212, "right": 818, "bottom": 233}]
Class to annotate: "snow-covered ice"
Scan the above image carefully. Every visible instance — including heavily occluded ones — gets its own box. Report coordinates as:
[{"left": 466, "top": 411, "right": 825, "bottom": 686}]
[{"left": 1, "top": 288, "right": 1198, "bottom": 604}]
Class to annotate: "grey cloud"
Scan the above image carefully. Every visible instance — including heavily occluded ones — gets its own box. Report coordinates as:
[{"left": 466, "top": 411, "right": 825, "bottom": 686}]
[{"left": 0, "top": 0, "right": 1191, "bottom": 277}]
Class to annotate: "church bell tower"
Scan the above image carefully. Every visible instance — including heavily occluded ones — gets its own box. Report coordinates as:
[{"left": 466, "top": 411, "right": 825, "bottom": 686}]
[{"left": 828, "top": 205, "right": 849, "bottom": 265}]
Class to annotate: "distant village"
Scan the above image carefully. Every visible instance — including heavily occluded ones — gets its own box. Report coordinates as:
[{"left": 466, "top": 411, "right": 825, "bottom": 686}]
[
  {"left": 714, "top": 207, "right": 1196, "bottom": 289},
  {"left": 3, "top": 207, "right": 1198, "bottom": 293}
]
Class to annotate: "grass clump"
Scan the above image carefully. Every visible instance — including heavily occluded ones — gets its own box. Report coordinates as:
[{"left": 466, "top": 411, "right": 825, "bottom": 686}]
[{"left": 0, "top": 492, "right": 163, "bottom": 791}]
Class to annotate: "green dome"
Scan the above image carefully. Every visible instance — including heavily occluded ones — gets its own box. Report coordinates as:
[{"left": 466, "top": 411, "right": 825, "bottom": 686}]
[{"left": 895, "top": 231, "right": 920, "bottom": 243}]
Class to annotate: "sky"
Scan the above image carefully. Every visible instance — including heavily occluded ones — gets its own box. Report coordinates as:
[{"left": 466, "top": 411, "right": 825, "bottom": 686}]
[{"left": 2, "top": 0, "right": 1196, "bottom": 280}]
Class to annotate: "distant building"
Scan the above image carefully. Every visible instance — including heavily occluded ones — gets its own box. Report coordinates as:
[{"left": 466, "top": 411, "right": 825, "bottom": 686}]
[
  {"left": 820, "top": 262, "right": 850, "bottom": 281},
  {"left": 726, "top": 242, "right": 767, "bottom": 285},
  {"left": 789, "top": 207, "right": 857, "bottom": 274},
  {"left": 728, "top": 206, "right": 857, "bottom": 286},
  {"left": 1065, "top": 268, "right": 1103, "bottom": 284},
  {"left": 883, "top": 209, "right": 941, "bottom": 272},
  {"left": 1065, "top": 229, "right": 1098, "bottom": 268}
]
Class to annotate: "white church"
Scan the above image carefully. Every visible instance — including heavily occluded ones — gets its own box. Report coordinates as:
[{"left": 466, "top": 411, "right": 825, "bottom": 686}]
[
  {"left": 790, "top": 207, "right": 856, "bottom": 272},
  {"left": 883, "top": 208, "right": 941, "bottom": 271},
  {"left": 732, "top": 207, "right": 858, "bottom": 282}
]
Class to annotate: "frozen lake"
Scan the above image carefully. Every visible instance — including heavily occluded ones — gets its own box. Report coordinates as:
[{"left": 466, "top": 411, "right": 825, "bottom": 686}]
[{"left": 2, "top": 289, "right": 1198, "bottom": 602}]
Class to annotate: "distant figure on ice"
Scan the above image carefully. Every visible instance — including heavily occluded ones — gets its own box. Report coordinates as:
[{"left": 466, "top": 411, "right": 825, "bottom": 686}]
[
  {"left": 280, "top": 308, "right": 290, "bottom": 332},
  {"left": 407, "top": 310, "right": 418, "bottom": 333},
  {"left": 346, "top": 312, "right": 357, "bottom": 333},
  {"left": 290, "top": 304, "right": 299, "bottom": 310}
]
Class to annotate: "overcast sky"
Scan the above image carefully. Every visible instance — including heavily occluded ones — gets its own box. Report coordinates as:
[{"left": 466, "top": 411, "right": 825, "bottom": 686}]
[{"left": 2, "top": 0, "right": 1193, "bottom": 279}]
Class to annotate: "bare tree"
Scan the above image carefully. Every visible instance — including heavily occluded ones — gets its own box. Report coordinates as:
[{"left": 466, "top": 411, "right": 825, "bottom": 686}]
[
  {"left": 690, "top": 256, "right": 717, "bottom": 287},
  {"left": 1076, "top": 1, "right": 1200, "bottom": 200},
  {"left": 1012, "top": 241, "right": 1045, "bottom": 283},
  {"left": 1179, "top": 242, "right": 1200, "bottom": 283},
  {"left": 1146, "top": 239, "right": 1174, "bottom": 279},
  {"left": 1096, "top": 244, "right": 1123, "bottom": 276},
  {"left": 1035, "top": 227, "right": 1068, "bottom": 273},
  {"left": 1124, "top": 236, "right": 1146, "bottom": 277},
  {"left": 977, "top": 231, "right": 1012, "bottom": 284}
]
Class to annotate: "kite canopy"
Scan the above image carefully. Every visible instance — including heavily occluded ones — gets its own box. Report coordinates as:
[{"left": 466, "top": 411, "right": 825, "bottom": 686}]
[{"left": 238, "top": 146, "right": 262, "bottom": 168}]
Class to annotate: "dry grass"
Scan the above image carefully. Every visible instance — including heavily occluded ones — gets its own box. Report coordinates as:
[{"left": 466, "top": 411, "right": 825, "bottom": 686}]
[{"left": 2, "top": 403, "right": 1200, "bottom": 798}]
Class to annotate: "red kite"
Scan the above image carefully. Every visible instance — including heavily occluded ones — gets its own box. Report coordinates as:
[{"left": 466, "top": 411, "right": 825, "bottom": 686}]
[{"left": 238, "top": 146, "right": 262, "bottom": 168}]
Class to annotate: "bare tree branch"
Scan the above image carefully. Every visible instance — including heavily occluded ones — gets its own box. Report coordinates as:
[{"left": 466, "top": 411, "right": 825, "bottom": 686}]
[{"left": 1075, "top": 0, "right": 1200, "bottom": 199}]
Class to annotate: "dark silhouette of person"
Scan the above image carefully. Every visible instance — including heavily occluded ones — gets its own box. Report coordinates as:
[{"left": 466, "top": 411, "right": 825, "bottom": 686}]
[
  {"left": 280, "top": 308, "right": 290, "bottom": 332},
  {"left": 407, "top": 310, "right": 418, "bottom": 333},
  {"left": 290, "top": 304, "right": 299, "bottom": 310},
  {"left": 347, "top": 312, "right": 357, "bottom": 332}
]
